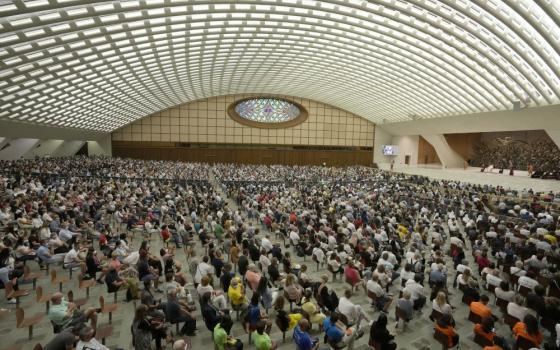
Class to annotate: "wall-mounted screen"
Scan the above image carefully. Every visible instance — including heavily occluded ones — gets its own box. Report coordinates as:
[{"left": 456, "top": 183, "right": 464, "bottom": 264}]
[{"left": 382, "top": 145, "right": 399, "bottom": 155}]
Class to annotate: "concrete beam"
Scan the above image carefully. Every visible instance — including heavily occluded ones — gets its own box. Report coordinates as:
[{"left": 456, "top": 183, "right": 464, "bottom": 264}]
[
  {"left": 0, "top": 138, "right": 40, "bottom": 160},
  {"left": 0, "top": 120, "right": 108, "bottom": 141},
  {"left": 52, "top": 141, "right": 85, "bottom": 157},
  {"left": 421, "top": 134, "right": 464, "bottom": 168},
  {"left": 23, "top": 140, "right": 65, "bottom": 158},
  {"left": 546, "top": 130, "right": 560, "bottom": 149}
]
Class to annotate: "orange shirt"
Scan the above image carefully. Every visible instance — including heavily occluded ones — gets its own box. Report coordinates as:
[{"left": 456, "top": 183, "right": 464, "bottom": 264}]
[
  {"left": 470, "top": 301, "right": 492, "bottom": 319},
  {"left": 512, "top": 322, "right": 543, "bottom": 347},
  {"left": 474, "top": 323, "right": 495, "bottom": 342},
  {"left": 483, "top": 346, "right": 503, "bottom": 350},
  {"left": 435, "top": 324, "right": 457, "bottom": 347}
]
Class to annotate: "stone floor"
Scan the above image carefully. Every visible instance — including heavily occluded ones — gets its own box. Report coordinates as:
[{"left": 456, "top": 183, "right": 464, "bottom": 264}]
[
  {"left": 380, "top": 164, "right": 560, "bottom": 193},
  {"left": 2, "top": 176, "right": 552, "bottom": 349}
]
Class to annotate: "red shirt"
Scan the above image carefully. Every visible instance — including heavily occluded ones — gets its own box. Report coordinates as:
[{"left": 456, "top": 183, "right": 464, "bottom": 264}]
[{"left": 344, "top": 265, "right": 361, "bottom": 285}]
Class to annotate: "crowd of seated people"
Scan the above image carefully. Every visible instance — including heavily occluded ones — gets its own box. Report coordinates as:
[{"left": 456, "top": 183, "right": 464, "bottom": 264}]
[
  {"left": 0, "top": 157, "right": 558, "bottom": 350},
  {"left": 472, "top": 139, "right": 560, "bottom": 179}
]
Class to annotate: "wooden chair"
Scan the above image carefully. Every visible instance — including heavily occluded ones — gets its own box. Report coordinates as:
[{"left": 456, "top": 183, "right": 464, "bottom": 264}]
[
  {"left": 68, "top": 290, "right": 87, "bottom": 309},
  {"left": 99, "top": 295, "right": 118, "bottom": 324},
  {"left": 78, "top": 274, "right": 96, "bottom": 298},
  {"left": 95, "top": 325, "right": 113, "bottom": 345},
  {"left": 473, "top": 333, "right": 492, "bottom": 347},
  {"left": 283, "top": 291, "right": 298, "bottom": 312},
  {"left": 395, "top": 306, "right": 410, "bottom": 329},
  {"left": 467, "top": 311, "right": 482, "bottom": 324},
  {"left": 50, "top": 270, "right": 69, "bottom": 292},
  {"left": 433, "top": 327, "right": 451, "bottom": 350},
  {"left": 15, "top": 307, "right": 43, "bottom": 340},
  {"left": 327, "top": 265, "right": 338, "bottom": 281},
  {"left": 495, "top": 297, "right": 508, "bottom": 312},
  {"left": 510, "top": 274, "right": 520, "bottom": 288},
  {"left": 518, "top": 285, "right": 531, "bottom": 298},
  {"left": 274, "top": 317, "right": 287, "bottom": 342},
  {"left": 367, "top": 290, "right": 378, "bottom": 308},
  {"left": 516, "top": 336, "right": 538, "bottom": 350},
  {"left": 35, "top": 286, "right": 52, "bottom": 313},
  {"left": 23, "top": 265, "right": 42, "bottom": 290},
  {"left": 5, "top": 282, "right": 29, "bottom": 305},
  {"left": 504, "top": 313, "right": 520, "bottom": 329},
  {"left": 368, "top": 339, "right": 381, "bottom": 350},
  {"left": 33, "top": 344, "right": 43, "bottom": 350},
  {"left": 430, "top": 309, "right": 443, "bottom": 322},
  {"left": 549, "top": 284, "right": 560, "bottom": 298}
]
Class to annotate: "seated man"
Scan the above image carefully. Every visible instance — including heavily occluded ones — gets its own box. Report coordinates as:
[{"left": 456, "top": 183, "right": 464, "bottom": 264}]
[
  {"left": 63, "top": 243, "right": 85, "bottom": 271},
  {"left": 76, "top": 325, "right": 109, "bottom": 350},
  {"left": 43, "top": 324, "right": 81, "bottom": 350},
  {"left": 403, "top": 274, "right": 426, "bottom": 310},
  {"left": 166, "top": 289, "right": 197, "bottom": 336},
  {"left": 338, "top": 289, "right": 370, "bottom": 328},
  {"left": 293, "top": 319, "right": 319, "bottom": 350},
  {"left": 366, "top": 274, "right": 393, "bottom": 312},
  {"left": 323, "top": 312, "right": 363, "bottom": 349},
  {"left": 48, "top": 292, "right": 97, "bottom": 330},
  {"left": 470, "top": 295, "right": 494, "bottom": 320}
]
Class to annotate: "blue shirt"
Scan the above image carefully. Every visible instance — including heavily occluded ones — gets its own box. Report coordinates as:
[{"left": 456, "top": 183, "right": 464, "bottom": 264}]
[
  {"left": 293, "top": 325, "right": 313, "bottom": 350},
  {"left": 323, "top": 317, "right": 344, "bottom": 343},
  {"left": 248, "top": 304, "right": 261, "bottom": 326},
  {"left": 37, "top": 245, "right": 50, "bottom": 261}
]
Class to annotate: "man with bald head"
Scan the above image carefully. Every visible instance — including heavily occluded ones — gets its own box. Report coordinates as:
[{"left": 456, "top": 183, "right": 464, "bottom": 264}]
[
  {"left": 48, "top": 292, "right": 98, "bottom": 330},
  {"left": 293, "top": 318, "right": 319, "bottom": 350}
]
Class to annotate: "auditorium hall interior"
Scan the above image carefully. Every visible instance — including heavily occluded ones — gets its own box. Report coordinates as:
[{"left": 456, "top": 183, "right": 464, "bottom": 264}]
[{"left": 1, "top": 1, "right": 560, "bottom": 350}]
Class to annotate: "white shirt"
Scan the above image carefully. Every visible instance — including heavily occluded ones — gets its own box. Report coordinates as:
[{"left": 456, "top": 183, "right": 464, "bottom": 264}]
[
  {"left": 404, "top": 279, "right": 424, "bottom": 301},
  {"left": 494, "top": 288, "right": 515, "bottom": 302},
  {"left": 194, "top": 262, "right": 214, "bottom": 284},
  {"left": 259, "top": 254, "right": 271, "bottom": 273},
  {"left": 432, "top": 300, "right": 452, "bottom": 315},
  {"left": 289, "top": 231, "right": 300, "bottom": 244},
  {"left": 486, "top": 274, "right": 502, "bottom": 287},
  {"left": 312, "top": 248, "right": 325, "bottom": 263},
  {"left": 518, "top": 276, "right": 539, "bottom": 291},
  {"left": 366, "top": 280, "right": 385, "bottom": 297},
  {"left": 261, "top": 237, "right": 273, "bottom": 252},
  {"left": 507, "top": 302, "right": 528, "bottom": 321},
  {"left": 76, "top": 338, "right": 109, "bottom": 350},
  {"left": 64, "top": 248, "right": 78, "bottom": 265},
  {"left": 338, "top": 297, "right": 362, "bottom": 325}
]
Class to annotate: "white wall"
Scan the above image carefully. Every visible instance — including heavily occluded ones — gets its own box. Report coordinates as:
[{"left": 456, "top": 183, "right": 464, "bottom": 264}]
[
  {"left": 52, "top": 141, "right": 85, "bottom": 157},
  {"left": 88, "top": 135, "right": 112, "bottom": 156},
  {"left": 24, "top": 139, "right": 64, "bottom": 158},
  {"left": 0, "top": 138, "right": 40, "bottom": 160},
  {"left": 392, "top": 135, "right": 419, "bottom": 165},
  {"left": 373, "top": 126, "right": 393, "bottom": 165}
]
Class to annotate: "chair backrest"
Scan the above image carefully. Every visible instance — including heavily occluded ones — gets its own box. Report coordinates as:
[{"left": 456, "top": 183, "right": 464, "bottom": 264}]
[
  {"left": 4, "top": 281, "right": 14, "bottom": 295},
  {"left": 468, "top": 311, "right": 482, "bottom": 324},
  {"left": 32, "top": 343, "right": 43, "bottom": 350},
  {"left": 367, "top": 290, "right": 377, "bottom": 301},
  {"left": 36, "top": 286, "right": 43, "bottom": 301},
  {"left": 473, "top": 333, "right": 492, "bottom": 347},
  {"left": 50, "top": 270, "right": 56, "bottom": 282},
  {"left": 433, "top": 328, "right": 449, "bottom": 349},
  {"left": 67, "top": 290, "right": 74, "bottom": 302},
  {"left": 430, "top": 309, "right": 443, "bottom": 322},
  {"left": 24, "top": 265, "right": 31, "bottom": 277},
  {"left": 15, "top": 307, "right": 24, "bottom": 327},
  {"left": 516, "top": 335, "right": 537, "bottom": 350},
  {"left": 396, "top": 307, "right": 409, "bottom": 321},
  {"left": 99, "top": 295, "right": 105, "bottom": 308},
  {"left": 518, "top": 285, "right": 531, "bottom": 297},
  {"left": 368, "top": 339, "right": 381, "bottom": 350},
  {"left": 496, "top": 297, "right": 508, "bottom": 311},
  {"left": 504, "top": 313, "right": 520, "bottom": 329}
]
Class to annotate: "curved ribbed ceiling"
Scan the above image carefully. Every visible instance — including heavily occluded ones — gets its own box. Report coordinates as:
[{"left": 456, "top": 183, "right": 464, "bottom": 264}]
[{"left": 0, "top": 0, "right": 559, "bottom": 132}]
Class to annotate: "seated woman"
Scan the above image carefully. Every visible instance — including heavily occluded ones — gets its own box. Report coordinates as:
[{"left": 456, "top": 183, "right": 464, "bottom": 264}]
[
  {"left": 512, "top": 314, "right": 543, "bottom": 348},
  {"left": 344, "top": 260, "right": 366, "bottom": 294},
  {"left": 432, "top": 292, "right": 453, "bottom": 318},
  {"left": 435, "top": 314, "right": 459, "bottom": 348},
  {"left": 474, "top": 317, "right": 496, "bottom": 344},
  {"left": 132, "top": 304, "right": 168, "bottom": 350},
  {"left": 283, "top": 273, "right": 303, "bottom": 304},
  {"left": 197, "top": 275, "right": 227, "bottom": 311},
  {"left": 395, "top": 290, "right": 414, "bottom": 326},
  {"left": 369, "top": 313, "right": 396, "bottom": 350},
  {"left": 301, "top": 289, "right": 326, "bottom": 328}
]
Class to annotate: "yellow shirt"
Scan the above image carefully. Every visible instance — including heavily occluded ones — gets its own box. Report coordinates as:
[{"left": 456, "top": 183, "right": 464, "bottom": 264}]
[{"left": 228, "top": 285, "right": 245, "bottom": 306}]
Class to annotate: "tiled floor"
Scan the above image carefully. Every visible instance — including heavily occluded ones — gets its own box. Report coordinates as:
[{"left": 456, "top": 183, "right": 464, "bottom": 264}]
[{"left": 2, "top": 176, "right": 552, "bottom": 350}]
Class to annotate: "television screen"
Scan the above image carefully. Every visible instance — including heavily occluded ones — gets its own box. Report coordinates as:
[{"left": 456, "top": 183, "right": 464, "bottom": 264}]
[{"left": 382, "top": 145, "right": 399, "bottom": 155}]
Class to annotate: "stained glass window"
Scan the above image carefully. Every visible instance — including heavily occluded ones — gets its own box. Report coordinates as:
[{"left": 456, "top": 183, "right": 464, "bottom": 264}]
[{"left": 234, "top": 98, "right": 301, "bottom": 123}]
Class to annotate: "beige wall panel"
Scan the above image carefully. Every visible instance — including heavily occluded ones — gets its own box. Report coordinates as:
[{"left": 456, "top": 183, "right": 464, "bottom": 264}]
[{"left": 113, "top": 94, "right": 375, "bottom": 147}]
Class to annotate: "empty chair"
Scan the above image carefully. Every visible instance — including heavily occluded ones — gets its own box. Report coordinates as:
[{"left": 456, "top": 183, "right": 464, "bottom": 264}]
[
  {"left": 95, "top": 325, "right": 114, "bottom": 345},
  {"left": 15, "top": 307, "right": 43, "bottom": 340},
  {"left": 68, "top": 290, "right": 87, "bottom": 309},
  {"left": 5, "top": 281, "right": 29, "bottom": 305},
  {"left": 50, "top": 270, "right": 69, "bottom": 292},
  {"left": 78, "top": 274, "right": 96, "bottom": 298},
  {"left": 23, "top": 265, "right": 42, "bottom": 290},
  {"left": 35, "top": 286, "right": 53, "bottom": 313},
  {"left": 99, "top": 295, "right": 118, "bottom": 324}
]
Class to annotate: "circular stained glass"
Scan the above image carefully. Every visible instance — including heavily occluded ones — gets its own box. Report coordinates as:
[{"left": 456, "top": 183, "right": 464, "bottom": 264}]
[{"left": 228, "top": 97, "right": 308, "bottom": 129}]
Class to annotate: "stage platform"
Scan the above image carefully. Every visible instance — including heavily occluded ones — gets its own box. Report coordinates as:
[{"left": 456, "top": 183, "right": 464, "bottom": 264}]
[{"left": 378, "top": 164, "right": 560, "bottom": 194}]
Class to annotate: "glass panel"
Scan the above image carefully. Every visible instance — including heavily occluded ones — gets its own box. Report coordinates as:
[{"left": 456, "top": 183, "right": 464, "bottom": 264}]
[{"left": 234, "top": 98, "right": 301, "bottom": 123}]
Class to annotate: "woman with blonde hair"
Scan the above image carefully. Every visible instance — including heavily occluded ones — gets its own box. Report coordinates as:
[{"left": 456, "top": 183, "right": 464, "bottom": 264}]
[
  {"left": 432, "top": 291, "right": 453, "bottom": 317},
  {"left": 283, "top": 273, "right": 303, "bottom": 304}
]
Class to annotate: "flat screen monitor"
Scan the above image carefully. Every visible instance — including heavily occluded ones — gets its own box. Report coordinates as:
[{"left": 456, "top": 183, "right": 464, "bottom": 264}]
[{"left": 382, "top": 145, "right": 399, "bottom": 155}]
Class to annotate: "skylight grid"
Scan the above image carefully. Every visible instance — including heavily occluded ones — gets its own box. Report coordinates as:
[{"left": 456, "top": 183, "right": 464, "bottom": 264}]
[{"left": 0, "top": 0, "right": 558, "bottom": 131}]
